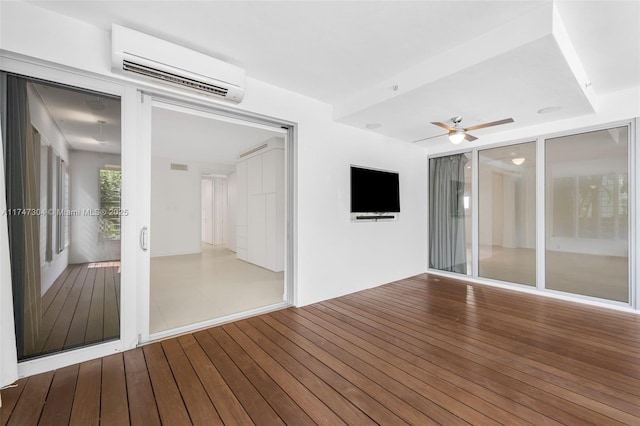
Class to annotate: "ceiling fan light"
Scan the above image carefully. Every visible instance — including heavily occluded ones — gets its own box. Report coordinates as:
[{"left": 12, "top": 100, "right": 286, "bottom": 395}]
[
  {"left": 448, "top": 130, "right": 465, "bottom": 145},
  {"left": 94, "top": 120, "right": 106, "bottom": 142},
  {"left": 511, "top": 157, "right": 525, "bottom": 165}
]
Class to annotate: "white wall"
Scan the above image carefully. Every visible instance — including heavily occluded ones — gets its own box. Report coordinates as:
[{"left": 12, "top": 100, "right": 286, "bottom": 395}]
[
  {"left": 68, "top": 151, "right": 121, "bottom": 264},
  {"left": 1, "top": 1, "right": 430, "bottom": 308},
  {"left": 150, "top": 156, "right": 201, "bottom": 257},
  {"left": 27, "top": 83, "right": 70, "bottom": 295},
  {"left": 151, "top": 158, "right": 233, "bottom": 257}
]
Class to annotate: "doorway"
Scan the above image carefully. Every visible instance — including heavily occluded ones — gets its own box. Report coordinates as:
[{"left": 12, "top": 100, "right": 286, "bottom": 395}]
[{"left": 145, "top": 101, "right": 290, "bottom": 336}]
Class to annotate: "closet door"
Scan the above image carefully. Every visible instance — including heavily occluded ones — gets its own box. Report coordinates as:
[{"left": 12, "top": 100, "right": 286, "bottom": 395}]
[
  {"left": 236, "top": 160, "right": 248, "bottom": 260},
  {"left": 247, "top": 194, "right": 266, "bottom": 266}
]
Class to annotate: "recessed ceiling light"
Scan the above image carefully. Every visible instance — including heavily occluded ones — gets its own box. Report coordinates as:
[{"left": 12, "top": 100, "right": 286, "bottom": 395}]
[
  {"left": 537, "top": 106, "right": 562, "bottom": 114},
  {"left": 366, "top": 123, "right": 381, "bottom": 129},
  {"left": 511, "top": 157, "right": 525, "bottom": 165}
]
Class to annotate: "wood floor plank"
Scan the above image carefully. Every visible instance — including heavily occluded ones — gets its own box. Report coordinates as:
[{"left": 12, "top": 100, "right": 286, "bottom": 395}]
[
  {"left": 342, "top": 288, "right": 633, "bottom": 424},
  {"left": 177, "top": 334, "right": 254, "bottom": 426},
  {"left": 223, "top": 321, "right": 346, "bottom": 425},
  {"left": 114, "top": 269, "right": 121, "bottom": 313},
  {"left": 388, "top": 280, "right": 640, "bottom": 374},
  {"left": 38, "top": 364, "right": 79, "bottom": 426},
  {"left": 274, "top": 309, "right": 479, "bottom": 425},
  {"left": 37, "top": 265, "right": 82, "bottom": 352},
  {"left": 404, "top": 276, "right": 640, "bottom": 349},
  {"left": 360, "top": 283, "right": 640, "bottom": 399},
  {"left": 194, "top": 329, "right": 286, "bottom": 425},
  {"left": 41, "top": 265, "right": 89, "bottom": 353},
  {"left": 336, "top": 293, "right": 601, "bottom": 426},
  {"left": 260, "top": 314, "right": 416, "bottom": 425},
  {"left": 208, "top": 326, "right": 315, "bottom": 425},
  {"left": 314, "top": 300, "right": 565, "bottom": 426},
  {"left": 41, "top": 265, "right": 73, "bottom": 314},
  {"left": 161, "top": 338, "right": 222, "bottom": 425},
  {"left": 353, "top": 283, "right": 638, "bottom": 396},
  {"left": 142, "top": 343, "right": 192, "bottom": 425},
  {"left": 64, "top": 268, "right": 97, "bottom": 350},
  {"left": 103, "top": 266, "right": 120, "bottom": 340},
  {"left": 235, "top": 319, "right": 377, "bottom": 426},
  {"left": 84, "top": 267, "right": 106, "bottom": 344},
  {"left": 69, "top": 359, "right": 101, "bottom": 426},
  {"left": 101, "top": 353, "right": 129, "bottom": 426},
  {"left": 0, "top": 379, "right": 26, "bottom": 425},
  {"left": 123, "top": 348, "right": 161, "bottom": 426},
  {"left": 6, "top": 371, "right": 53, "bottom": 426},
  {"left": 7, "top": 274, "right": 640, "bottom": 426},
  {"left": 300, "top": 304, "right": 538, "bottom": 426},
  {"left": 248, "top": 316, "right": 403, "bottom": 425}
]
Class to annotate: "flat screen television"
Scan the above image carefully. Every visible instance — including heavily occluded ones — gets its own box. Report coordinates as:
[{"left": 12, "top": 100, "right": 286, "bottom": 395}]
[{"left": 350, "top": 166, "right": 400, "bottom": 213}]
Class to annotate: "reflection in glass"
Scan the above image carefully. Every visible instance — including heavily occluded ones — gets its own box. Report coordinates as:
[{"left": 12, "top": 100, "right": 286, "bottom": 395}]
[
  {"left": 478, "top": 142, "right": 536, "bottom": 285},
  {"left": 1, "top": 73, "right": 121, "bottom": 359},
  {"left": 546, "top": 127, "right": 628, "bottom": 302}
]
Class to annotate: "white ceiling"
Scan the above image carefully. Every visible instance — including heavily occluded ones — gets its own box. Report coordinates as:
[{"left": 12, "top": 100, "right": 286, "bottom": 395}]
[
  {"left": 32, "top": 81, "right": 121, "bottom": 154},
  {"left": 151, "top": 106, "right": 283, "bottom": 168},
  {"left": 25, "top": 0, "right": 640, "bottom": 147}
]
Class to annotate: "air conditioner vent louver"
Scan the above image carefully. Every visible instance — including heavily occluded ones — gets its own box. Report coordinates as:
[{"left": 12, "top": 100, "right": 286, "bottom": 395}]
[
  {"left": 112, "top": 25, "right": 245, "bottom": 102},
  {"left": 239, "top": 143, "right": 269, "bottom": 158},
  {"left": 123, "top": 60, "right": 229, "bottom": 97}
]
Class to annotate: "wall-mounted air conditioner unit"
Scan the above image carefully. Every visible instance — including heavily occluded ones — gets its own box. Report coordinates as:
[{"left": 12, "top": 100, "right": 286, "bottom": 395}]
[{"left": 111, "top": 24, "right": 245, "bottom": 102}]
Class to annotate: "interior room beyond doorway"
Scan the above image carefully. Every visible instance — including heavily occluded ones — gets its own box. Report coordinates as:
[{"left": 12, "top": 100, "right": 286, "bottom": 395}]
[{"left": 149, "top": 104, "right": 287, "bottom": 335}]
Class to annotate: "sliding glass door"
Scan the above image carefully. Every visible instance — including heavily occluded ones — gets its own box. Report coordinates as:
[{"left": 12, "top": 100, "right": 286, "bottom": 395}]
[
  {"left": 478, "top": 142, "right": 536, "bottom": 286},
  {"left": 428, "top": 123, "right": 631, "bottom": 305},
  {"left": 545, "top": 127, "right": 629, "bottom": 302},
  {"left": 428, "top": 153, "right": 472, "bottom": 275},
  {"left": 1, "top": 72, "right": 122, "bottom": 360}
]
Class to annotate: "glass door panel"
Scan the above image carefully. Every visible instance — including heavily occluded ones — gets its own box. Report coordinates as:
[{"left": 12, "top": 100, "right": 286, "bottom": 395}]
[
  {"left": 1, "top": 72, "right": 122, "bottom": 359},
  {"left": 429, "top": 153, "right": 472, "bottom": 275},
  {"left": 545, "top": 127, "right": 629, "bottom": 302},
  {"left": 478, "top": 142, "right": 536, "bottom": 285}
]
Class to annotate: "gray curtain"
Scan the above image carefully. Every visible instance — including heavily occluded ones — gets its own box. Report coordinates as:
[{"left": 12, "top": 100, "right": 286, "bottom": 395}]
[
  {"left": 2, "top": 74, "right": 41, "bottom": 359},
  {"left": 429, "top": 154, "right": 468, "bottom": 274}
]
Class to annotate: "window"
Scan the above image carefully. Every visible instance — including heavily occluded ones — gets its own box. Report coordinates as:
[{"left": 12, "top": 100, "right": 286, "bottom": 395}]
[
  {"left": 56, "top": 157, "right": 67, "bottom": 253},
  {"left": 99, "top": 168, "right": 122, "bottom": 240}
]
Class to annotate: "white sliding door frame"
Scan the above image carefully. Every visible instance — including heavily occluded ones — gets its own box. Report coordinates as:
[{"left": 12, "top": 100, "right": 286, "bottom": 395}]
[
  {"left": 428, "top": 118, "right": 638, "bottom": 313},
  {"left": 0, "top": 109, "right": 19, "bottom": 388},
  {"left": 137, "top": 94, "right": 296, "bottom": 344},
  {"left": 0, "top": 56, "right": 140, "bottom": 378}
]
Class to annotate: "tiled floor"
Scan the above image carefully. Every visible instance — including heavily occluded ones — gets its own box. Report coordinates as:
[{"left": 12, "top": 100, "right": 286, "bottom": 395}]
[{"left": 149, "top": 244, "right": 284, "bottom": 333}]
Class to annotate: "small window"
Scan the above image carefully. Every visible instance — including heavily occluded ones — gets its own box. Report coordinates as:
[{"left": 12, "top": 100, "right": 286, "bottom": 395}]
[{"left": 99, "top": 168, "right": 122, "bottom": 240}]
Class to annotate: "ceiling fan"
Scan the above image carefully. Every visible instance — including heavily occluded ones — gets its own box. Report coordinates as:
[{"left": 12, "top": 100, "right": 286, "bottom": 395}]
[{"left": 412, "top": 116, "right": 514, "bottom": 144}]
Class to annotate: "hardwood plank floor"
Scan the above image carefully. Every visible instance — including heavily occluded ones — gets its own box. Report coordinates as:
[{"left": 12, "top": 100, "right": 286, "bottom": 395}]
[
  {"left": 24, "top": 262, "right": 121, "bottom": 359},
  {"left": 2, "top": 273, "right": 640, "bottom": 425}
]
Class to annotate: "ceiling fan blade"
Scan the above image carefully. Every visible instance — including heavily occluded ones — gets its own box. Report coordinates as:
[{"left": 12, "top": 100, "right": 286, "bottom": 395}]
[
  {"left": 412, "top": 133, "right": 448, "bottom": 143},
  {"left": 431, "top": 121, "right": 455, "bottom": 131},
  {"left": 464, "top": 118, "right": 514, "bottom": 131},
  {"left": 464, "top": 133, "right": 478, "bottom": 142}
]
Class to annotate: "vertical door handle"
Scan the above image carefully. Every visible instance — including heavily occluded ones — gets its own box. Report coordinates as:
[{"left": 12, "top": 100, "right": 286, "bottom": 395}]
[{"left": 140, "top": 226, "right": 148, "bottom": 251}]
